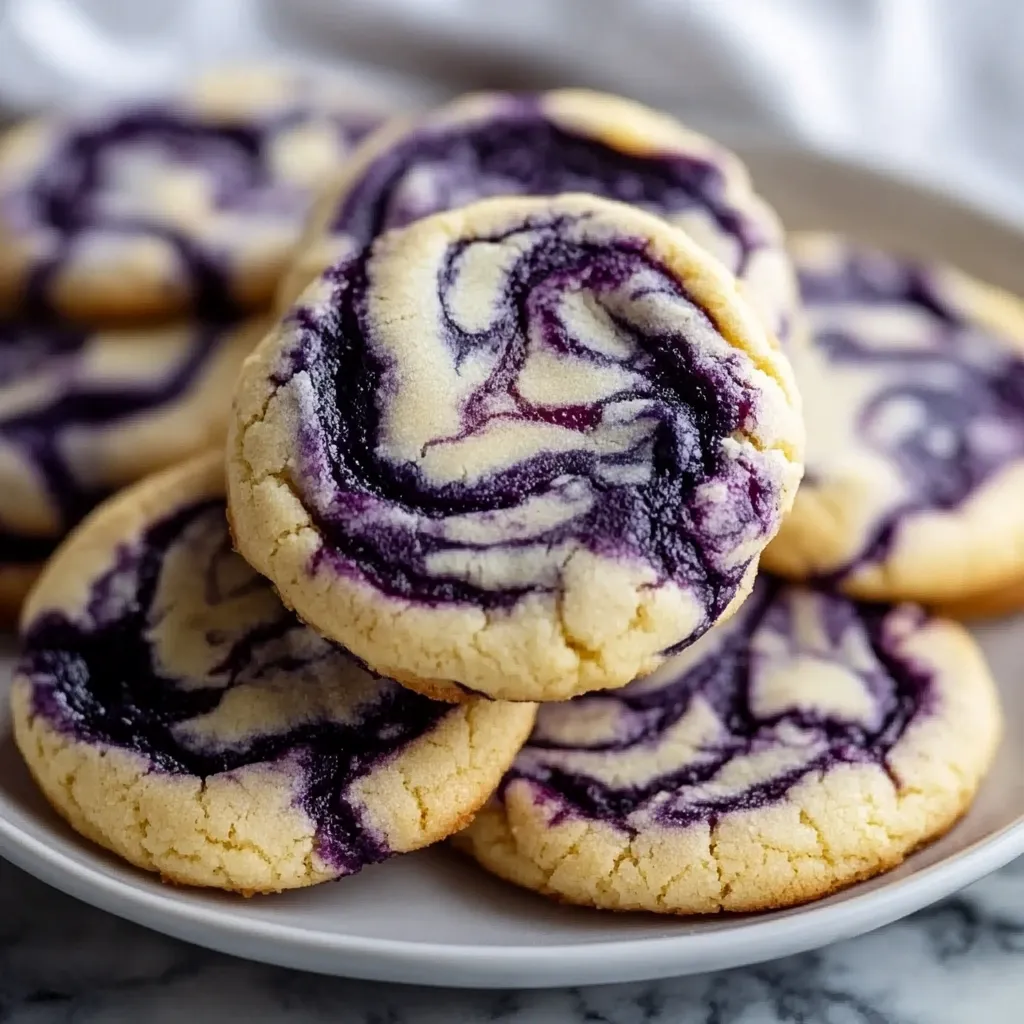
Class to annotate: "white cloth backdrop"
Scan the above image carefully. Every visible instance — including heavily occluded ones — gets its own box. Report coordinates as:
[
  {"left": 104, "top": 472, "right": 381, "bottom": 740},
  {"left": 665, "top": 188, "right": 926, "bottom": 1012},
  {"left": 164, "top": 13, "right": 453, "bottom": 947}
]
[{"left": 0, "top": 0, "right": 1021, "bottom": 224}]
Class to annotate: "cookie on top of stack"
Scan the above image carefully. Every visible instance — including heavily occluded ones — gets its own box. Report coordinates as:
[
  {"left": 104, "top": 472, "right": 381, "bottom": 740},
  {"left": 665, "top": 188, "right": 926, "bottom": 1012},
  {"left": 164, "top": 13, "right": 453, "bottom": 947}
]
[{"left": 8, "top": 72, "right": 1007, "bottom": 913}]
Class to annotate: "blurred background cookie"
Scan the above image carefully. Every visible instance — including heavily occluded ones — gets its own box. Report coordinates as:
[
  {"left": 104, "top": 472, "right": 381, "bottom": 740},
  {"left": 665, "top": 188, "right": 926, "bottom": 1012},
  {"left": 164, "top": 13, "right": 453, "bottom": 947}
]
[
  {"left": 0, "top": 69, "right": 385, "bottom": 323},
  {"left": 0, "top": 315, "right": 263, "bottom": 619},
  {"left": 764, "top": 233, "right": 1024, "bottom": 605},
  {"left": 936, "top": 576, "right": 1024, "bottom": 620}
]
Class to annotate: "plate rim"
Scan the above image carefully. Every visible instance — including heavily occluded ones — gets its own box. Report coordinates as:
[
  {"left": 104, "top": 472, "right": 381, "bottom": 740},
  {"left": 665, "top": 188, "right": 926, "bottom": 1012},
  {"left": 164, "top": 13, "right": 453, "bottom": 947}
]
[
  {"left": 2, "top": 146, "right": 1024, "bottom": 988},
  {"left": 0, "top": 782, "right": 1022, "bottom": 988}
]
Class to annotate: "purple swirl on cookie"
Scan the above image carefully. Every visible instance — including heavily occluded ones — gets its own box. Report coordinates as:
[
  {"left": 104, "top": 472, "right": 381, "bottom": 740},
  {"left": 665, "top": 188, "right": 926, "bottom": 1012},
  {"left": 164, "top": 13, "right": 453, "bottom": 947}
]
[
  {"left": 2, "top": 103, "right": 380, "bottom": 316},
  {"left": 276, "top": 206, "right": 787, "bottom": 633},
  {"left": 0, "top": 320, "right": 84, "bottom": 378},
  {"left": 502, "top": 576, "right": 933, "bottom": 829},
  {"left": 302, "top": 91, "right": 796, "bottom": 344},
  {"left": 19, "top": 498, "right": 452, "bottom": 872},
  {"left": 0, "top": 320, "right": 92, "bottom": 563},
  {"left": 0, "top": 317, "right": 233, "bottom": 559},
  {"left": 330, "top": 92, "right": 770, "bottom": 286},
  {"left": 334, "top": 97, "right": 752, "bottom": 243},
  {"left": 797, "top": 242, "right": 1024, "bottom": 573}
]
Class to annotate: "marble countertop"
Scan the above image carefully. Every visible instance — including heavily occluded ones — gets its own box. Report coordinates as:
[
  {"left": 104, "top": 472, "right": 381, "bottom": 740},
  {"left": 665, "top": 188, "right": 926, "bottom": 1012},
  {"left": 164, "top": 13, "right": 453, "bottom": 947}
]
[{"left": 0, "top": 856, "right": 1020, "bottom": 1023}]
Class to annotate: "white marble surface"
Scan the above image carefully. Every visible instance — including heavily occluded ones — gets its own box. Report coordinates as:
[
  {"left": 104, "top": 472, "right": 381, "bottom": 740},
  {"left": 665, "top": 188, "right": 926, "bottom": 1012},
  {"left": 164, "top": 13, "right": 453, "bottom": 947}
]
[{"left": 0, "top": 856, "right": 1019, "bottom": 1022}]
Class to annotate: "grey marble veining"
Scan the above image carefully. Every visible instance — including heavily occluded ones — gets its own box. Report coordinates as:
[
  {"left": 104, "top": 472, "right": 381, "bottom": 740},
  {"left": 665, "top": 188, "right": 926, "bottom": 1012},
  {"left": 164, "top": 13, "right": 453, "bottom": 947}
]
[{"left": 0, "top": 857, "right": 1021, "bottom": 1023}]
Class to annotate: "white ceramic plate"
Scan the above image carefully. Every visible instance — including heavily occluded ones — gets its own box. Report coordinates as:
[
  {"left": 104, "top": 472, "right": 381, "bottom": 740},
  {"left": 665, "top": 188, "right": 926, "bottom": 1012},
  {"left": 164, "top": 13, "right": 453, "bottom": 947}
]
[{"left": 2, "top": 151, "right": 1024, "bottom": 990}]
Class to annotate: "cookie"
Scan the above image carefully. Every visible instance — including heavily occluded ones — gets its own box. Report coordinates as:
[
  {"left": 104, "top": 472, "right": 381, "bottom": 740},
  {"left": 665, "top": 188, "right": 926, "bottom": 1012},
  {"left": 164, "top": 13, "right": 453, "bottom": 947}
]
[
  {"left": 934, "top": 576, "right": 1024, "bottom": 621},
  {"left": 12, "top": 455, "right": 535, "bottom": 894},
  {"left": 0, "top": 314, "right": 262, "bottom": 621},
  {"left": 455, "top": 576, "right": 1001, "bottom": 914},
  {"left": 189, "top": 65, "right": 390, "bottom": 125},
  {"left": 229, "top": 194, "right": 804, "bottom": 703},
  {"left": 0, "top": 71, "right": 383, "bottom": 323},
  {"left": 763, "top": 233, "right": 1024, "bottom": 603},
  {"left": 280, "top": 89, "right": 799, "bottom": 345}
]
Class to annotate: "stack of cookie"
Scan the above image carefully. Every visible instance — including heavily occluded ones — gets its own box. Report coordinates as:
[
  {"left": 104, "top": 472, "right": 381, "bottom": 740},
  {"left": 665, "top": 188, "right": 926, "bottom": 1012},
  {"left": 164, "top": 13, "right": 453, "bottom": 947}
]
[
  {"left": 7, "top": 76, "right": 1010, "bottom": 915},
  {"left": 0, "top": 67, "right": 383, "bottom": 618}
]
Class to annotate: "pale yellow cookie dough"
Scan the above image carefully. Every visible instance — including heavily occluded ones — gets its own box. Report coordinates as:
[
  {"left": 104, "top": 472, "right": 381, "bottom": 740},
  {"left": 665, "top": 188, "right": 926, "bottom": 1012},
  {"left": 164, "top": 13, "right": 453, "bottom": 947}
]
[{"left": 934, "top": 575, "right": 1024, "bottom": 621}]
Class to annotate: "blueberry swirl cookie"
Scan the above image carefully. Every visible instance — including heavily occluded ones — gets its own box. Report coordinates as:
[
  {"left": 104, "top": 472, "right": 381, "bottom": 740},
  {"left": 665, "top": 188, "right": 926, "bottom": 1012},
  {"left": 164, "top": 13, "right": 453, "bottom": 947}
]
[
  {"left": 0, "top": 69, "right": 383, "bottom": 323},
  {"left": 12, "top": 456, "right": 535, "bottom": 894},
  {"left": 764, "top": 234, "right": 1024, "bottom": 604},
  {"left": 229, "top": 195, "right": 803, "bottom": 703},
  {"left": 455, "top": 576, "right": 1001, "bottom": 914},
  {"left": 0, "top": 314, "right": 262, "bottom": 621},
  {"left": 280, "top": 89, "right": 798, "bottom": 345}
]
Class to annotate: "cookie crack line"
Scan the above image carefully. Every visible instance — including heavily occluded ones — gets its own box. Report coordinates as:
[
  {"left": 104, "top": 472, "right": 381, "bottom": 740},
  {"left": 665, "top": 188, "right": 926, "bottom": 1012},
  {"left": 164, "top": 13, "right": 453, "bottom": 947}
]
[{"left": 708, "top": 825, "right": 730, "bottom": 905}]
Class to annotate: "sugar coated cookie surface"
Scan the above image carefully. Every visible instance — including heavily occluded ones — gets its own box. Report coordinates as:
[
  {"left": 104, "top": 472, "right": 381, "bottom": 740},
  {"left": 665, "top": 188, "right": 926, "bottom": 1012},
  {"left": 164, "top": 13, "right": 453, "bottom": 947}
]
[
  {"left": 229, "top": 194, "right": 803, "bottom": 702},
  {"left": 763, "top": 234, "right": 1024, "bottom": 603},
  {"left": 0, "top": 69, "right": 383, "bottom": 322},
  {"left": 12, "top": 456, "right": 535, "bottom": 893},
  {"left": 455, "top": 576, "right": 1001, "bottom": 914},
  {"left": 0, "top": 314, "right": 261, "bottom": 620},
  {"left": 281, "top": 89, "right": 798, "bottom": 344}
]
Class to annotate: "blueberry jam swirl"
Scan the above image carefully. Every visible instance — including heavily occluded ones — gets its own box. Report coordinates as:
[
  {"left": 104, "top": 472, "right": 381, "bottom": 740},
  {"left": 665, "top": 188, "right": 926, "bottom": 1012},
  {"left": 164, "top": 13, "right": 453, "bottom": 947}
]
[
  {"left": 319, "top": 92, "right": 794, "bottom": 340},
  {"left": 0, "top": 318, "right": 229, "bottom": 559},
  {"left": 19, "top": 498, "right": 452, "bottom": 872},
  {"left": 2, "top": 104, "right": 379, "bottom": 316},
  {"left": 794, "top": 241, "right": 1024, "bottom": 576},
  {"left": 275, "top": 202, "right": 791, "bottom": 634},
  {"left": 503, "top": 576, "right": 935, "bottom": 831}
]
